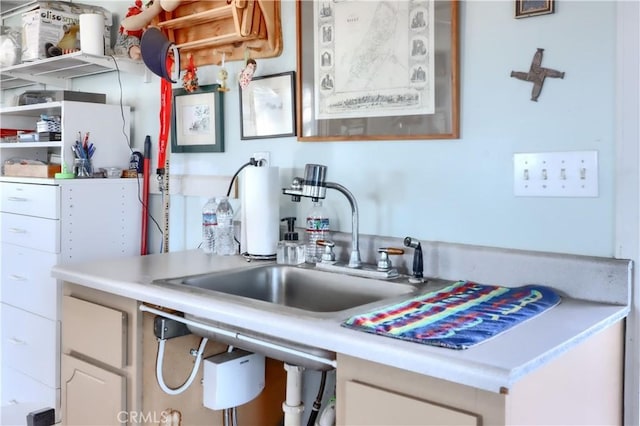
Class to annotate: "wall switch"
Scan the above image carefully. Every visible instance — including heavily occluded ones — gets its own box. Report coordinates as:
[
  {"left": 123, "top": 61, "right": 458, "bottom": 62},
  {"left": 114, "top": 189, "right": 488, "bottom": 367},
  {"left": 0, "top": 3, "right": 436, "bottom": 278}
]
[
  {"left": 253, "top": 152, "right": 270, "bottom": 167},
  {"left": 513, "top": 151, "right": 598, "bottom": 197}
]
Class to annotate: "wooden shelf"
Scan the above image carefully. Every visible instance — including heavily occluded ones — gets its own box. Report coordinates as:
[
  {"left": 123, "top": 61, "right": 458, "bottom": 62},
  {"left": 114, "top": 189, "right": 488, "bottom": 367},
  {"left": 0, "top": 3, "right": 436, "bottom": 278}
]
[
  {"left": 154, "top": 0, "right": 282, "bottom": 68},
  {"left": 156, "top": 5, "right": 235, "bottom": 29},
  {"left": 0, "top": 52, "right": 147, "bottom": 90}
]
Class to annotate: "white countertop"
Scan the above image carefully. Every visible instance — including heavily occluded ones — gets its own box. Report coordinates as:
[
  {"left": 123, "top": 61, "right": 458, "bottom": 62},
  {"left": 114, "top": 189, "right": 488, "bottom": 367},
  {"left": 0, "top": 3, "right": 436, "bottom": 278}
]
[{"left": 51, "top": 249, "right": 629, "bottom": 394}]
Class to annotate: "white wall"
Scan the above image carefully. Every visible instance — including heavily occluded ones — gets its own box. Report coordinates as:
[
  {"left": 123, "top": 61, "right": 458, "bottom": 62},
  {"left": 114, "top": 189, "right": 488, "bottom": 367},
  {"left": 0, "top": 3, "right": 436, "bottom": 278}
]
[{"left": 10, "top": 1, "right": 620, "bottom": 257}]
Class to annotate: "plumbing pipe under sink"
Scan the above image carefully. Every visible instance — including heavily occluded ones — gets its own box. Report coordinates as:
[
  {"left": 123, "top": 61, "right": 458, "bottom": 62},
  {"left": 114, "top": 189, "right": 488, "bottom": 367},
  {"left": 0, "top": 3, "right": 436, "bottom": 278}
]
[
  {"left": 140, "top": 305, "right": 325, "bottom": 426},
  {"left": 139, "top": 305, "right": 338, "bottom": 369},
  {"left": 283, "top": 364, "right": 305, "bottom": 426}
]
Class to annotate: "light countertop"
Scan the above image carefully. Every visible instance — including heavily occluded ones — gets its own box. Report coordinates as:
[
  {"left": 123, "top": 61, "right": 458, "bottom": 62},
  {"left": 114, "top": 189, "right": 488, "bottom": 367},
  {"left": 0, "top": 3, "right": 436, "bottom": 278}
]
[{"left": 51, "top": 249, "right": 630, "bottom": 394}]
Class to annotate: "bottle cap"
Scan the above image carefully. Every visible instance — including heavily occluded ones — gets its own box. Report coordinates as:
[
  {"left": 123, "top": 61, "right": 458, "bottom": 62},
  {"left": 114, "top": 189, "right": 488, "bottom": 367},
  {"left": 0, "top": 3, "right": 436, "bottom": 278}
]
[{"left": 281, "top": 217, "right": 298, "bottom": 241}]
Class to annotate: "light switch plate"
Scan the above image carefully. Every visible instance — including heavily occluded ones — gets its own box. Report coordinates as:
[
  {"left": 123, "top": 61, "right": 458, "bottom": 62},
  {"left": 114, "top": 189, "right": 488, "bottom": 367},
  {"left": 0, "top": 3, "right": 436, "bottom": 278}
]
[{"left": 513, "top": 151, "right": 599, "bottom": 197}]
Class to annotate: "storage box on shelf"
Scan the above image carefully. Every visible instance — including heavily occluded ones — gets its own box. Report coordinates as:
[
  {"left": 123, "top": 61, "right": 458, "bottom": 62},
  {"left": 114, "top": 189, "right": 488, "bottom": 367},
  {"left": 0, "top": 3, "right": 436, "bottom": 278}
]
[
  {"left": 3, "top": 162, "right": 60, "bottom": 177},
  {"left": 20, "top": 1, "right": 112, "bottom": 62}
]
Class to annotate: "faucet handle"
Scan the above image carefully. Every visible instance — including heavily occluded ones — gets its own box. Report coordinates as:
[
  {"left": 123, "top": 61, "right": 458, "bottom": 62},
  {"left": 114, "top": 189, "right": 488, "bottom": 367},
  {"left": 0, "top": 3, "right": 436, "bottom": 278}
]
[
  {"left": 316, "top": 239, "right": 336, "bottom": 263},
  {"left": 377, "top": 247, "right": 405, "bottom": 271}
]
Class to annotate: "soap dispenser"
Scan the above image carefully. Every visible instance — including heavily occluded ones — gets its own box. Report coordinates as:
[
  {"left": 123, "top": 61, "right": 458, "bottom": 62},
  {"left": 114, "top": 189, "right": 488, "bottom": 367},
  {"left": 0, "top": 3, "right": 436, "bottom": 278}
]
[{"left": 277, "top": 217, "right": 305, "bottom": 265}]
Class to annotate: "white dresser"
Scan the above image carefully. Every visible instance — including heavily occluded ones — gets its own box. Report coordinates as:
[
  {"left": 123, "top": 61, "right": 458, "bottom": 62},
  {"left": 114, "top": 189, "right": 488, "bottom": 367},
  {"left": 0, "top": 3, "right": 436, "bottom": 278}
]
[{"left": 0, "top": 177, "right": 140, "bottom": 424}]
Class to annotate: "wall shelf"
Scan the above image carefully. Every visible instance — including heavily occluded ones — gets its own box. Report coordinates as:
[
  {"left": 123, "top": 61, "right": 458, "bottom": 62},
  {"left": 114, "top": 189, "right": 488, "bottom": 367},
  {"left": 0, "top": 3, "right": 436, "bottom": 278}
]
[
  {"left": 0, "top": 142, "right": 63, "bottom": 149},
  {"left": 155, "top": 0, "right": 283, "bottom": 68},
  {"left": 0, "top": 100, "right": 133, "bottom": 174},
  {"left": 0, "top": 52, "right": 147, "bottom": 90}
]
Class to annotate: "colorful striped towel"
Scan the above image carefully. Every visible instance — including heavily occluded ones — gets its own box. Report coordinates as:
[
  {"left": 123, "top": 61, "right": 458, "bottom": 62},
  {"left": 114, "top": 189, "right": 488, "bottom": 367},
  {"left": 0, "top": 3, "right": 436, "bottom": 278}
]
[{"left": 342, "top": 280, "right": 561, "bottom": 350}]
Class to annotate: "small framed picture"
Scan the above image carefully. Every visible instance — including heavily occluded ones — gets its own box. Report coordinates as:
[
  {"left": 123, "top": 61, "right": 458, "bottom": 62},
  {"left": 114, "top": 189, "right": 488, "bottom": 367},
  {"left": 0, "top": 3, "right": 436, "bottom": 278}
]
[
  {"left": 240, "top": 71, "right": 296, "bottom": 140},
  {"left": 171, "top": 84, "right": 224, "bottom": 153},
  {"left": 515, "top": 0, "right": 555, "bottom": 18}
]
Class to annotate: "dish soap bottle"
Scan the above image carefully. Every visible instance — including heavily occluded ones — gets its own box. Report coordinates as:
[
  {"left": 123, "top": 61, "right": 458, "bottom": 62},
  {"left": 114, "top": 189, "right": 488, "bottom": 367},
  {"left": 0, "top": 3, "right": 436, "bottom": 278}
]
[
  {"left": 201, "top": 197, "right": 218, "bottom": 254},
  {"left": 215, "top": 197, "right": 236, "bottom": 255},
  {"left": 305, "top": 200, "right": 330, "bottom": 263},
  {"left": 277, "top": 217, "right": 305, "bottom": 265}
]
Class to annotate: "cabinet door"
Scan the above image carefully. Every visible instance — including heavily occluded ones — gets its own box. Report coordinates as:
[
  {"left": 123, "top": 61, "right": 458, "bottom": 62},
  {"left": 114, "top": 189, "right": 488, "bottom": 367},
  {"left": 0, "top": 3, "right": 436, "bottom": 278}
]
[
  {"left": 343, "top": 381, "right": 479, "bottom": 426},
  {"left": 62, "top": 295, "right": 127, "bottom": 369},
  {"left": 62, "top": 354, "right": 126, "bottom": 426}
]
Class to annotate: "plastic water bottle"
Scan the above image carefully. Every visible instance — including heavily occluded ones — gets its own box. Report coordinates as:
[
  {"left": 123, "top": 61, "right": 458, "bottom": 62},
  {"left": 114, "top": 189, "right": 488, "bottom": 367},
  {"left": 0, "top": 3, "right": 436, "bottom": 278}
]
[
  {"left": 215, "top": 197, "right": 236, "bottom": 255},
  {"left": 305, "top": 200, "right": 330, "bottom": 263},
  {"left": 201, "top": 198, "right": 218, "bottom": 254}
]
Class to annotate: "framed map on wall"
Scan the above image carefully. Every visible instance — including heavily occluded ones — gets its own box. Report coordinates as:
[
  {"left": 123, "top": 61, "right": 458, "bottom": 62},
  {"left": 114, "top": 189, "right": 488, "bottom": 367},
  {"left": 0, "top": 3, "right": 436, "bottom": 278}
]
[{"left": 296, "top": 0, "right": 459, "bottom": 141}]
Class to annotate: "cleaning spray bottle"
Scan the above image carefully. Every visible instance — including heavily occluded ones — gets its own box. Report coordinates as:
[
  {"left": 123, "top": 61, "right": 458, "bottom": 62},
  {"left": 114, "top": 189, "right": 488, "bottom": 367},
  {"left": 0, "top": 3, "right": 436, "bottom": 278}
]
[{"left": 277, "top": 217, "right": 305, "bottom": 265}]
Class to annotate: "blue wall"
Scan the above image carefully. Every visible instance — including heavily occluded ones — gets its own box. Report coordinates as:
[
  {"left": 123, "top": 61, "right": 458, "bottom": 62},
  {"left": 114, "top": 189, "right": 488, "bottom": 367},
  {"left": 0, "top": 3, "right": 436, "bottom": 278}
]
[{"left": 68, "top": 1, "right": 617, "bottom": 257}]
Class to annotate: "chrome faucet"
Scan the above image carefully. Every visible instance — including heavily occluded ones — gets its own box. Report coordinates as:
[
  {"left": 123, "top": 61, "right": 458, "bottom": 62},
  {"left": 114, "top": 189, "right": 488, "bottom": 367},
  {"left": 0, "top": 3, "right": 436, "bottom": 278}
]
[{"left": 283, "top": 164, "right": 362, "bottom": 268}]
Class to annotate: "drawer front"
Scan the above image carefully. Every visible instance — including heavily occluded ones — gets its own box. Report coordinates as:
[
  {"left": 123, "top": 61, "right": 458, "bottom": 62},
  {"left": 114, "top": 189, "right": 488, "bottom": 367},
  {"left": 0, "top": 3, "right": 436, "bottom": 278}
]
[
  {"left": 62, "top": 296, "right": 127, "bottom": 369},
  {"left": 0, "top": 212, "right": 60, "bottom": 252},
  {"left": 1, "top": 243, "right": 59, "bottom": 320},
  {"left": 1, "top": 303, "right": 59, "bottom": 388},
  {"left": 1, "top": 365, "right": 58, "bottom": 408},
  {"left": 0, "top": 182, "right": 60, "bottom": 219}
]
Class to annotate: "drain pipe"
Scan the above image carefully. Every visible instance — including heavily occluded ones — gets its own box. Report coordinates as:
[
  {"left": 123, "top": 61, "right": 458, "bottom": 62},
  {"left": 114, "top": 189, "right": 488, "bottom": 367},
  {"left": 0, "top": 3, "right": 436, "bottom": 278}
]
[{"left": 283, "top": 364, "right": 305, "bottom": 426}]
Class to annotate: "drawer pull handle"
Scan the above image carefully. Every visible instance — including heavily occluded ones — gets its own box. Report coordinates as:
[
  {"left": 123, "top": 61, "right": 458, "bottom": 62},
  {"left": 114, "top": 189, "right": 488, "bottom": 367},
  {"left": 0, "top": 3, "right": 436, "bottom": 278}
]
[
  {"left": 7, "top": 196, "right": 28, "bottom": 202},
  {"left": 9, "top": 337, "right": 27, "bottom": 345},
  {"left": 9, "top": 274, "right": 26, "bottom": 281},
  {"left": 8, "top": 228, "right": 27, "bottom": 234},
  {"left": 8, "top": 399, "right": 18, "bottom": 405}
]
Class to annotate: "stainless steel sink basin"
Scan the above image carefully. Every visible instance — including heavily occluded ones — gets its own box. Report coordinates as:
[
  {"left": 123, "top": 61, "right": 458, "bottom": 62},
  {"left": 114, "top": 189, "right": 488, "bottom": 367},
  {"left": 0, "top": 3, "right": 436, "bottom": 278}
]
[
  {"left": 152, "top": 263, "right": 423, "bottom": 370},
  {"left": 163, "top": 263, "right": 417, "bottom": 313}
]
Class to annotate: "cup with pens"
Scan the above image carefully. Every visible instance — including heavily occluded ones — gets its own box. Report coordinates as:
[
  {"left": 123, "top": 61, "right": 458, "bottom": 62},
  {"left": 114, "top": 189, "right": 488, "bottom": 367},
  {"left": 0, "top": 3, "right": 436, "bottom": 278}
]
[{"left": 72, "top": 132, "right": 95, "bottom": 178}]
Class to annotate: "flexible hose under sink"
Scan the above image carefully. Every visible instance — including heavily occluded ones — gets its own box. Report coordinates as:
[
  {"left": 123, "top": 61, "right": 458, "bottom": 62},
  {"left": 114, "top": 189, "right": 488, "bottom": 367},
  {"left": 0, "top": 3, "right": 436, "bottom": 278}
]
[
  {"left": 307, "top": 371, "right": 327, "bottom": 426},
  {"left": 156, "top": 337, "right": 209, "bottom": 395}
]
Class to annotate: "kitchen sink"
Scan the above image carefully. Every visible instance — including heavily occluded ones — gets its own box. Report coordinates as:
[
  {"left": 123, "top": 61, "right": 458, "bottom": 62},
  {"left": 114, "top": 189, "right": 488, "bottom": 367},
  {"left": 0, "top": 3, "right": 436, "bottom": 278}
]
[
  {"left": 154, "top": 263, "right": 421, "bottom": 315},
  {"left": 152, "top": 263, "right": 424, "bottom": 370}
]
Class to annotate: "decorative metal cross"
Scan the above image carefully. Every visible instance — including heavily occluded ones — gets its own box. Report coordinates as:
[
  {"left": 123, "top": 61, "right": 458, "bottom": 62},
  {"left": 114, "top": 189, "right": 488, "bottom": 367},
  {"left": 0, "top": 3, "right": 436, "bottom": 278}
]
[{"left": 511, "top": 48, "right": 565, "bottom": 102}]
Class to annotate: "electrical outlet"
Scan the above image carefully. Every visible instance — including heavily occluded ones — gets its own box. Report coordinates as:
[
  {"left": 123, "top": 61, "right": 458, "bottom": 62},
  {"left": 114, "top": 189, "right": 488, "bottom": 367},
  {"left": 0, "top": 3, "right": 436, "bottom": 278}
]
[
  {"left": 253, "top": 151, "right": 270, "bottom": 167},
  {"left": 513, "top": 151, "right": 598, "bottom": 197}
]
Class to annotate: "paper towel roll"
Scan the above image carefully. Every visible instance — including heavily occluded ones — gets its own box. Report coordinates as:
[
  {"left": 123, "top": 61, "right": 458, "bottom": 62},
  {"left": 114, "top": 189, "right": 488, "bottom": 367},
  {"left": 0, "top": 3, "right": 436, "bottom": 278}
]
[
  {"left": 79, "top": 14, "right": 105, "bottom": 55},
  {"left": 242, "top": 166, "right": 280, "bottom": 256}
]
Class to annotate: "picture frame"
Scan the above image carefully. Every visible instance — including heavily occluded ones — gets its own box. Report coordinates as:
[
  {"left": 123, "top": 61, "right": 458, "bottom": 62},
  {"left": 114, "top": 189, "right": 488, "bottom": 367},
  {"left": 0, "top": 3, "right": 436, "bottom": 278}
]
[
  {"left": 171, "top": 84, "right": 224, "bottom": 153},
  {"left": 240, "top": 71, "right": 296, "bottom": 140},
  {"left": 515, "top": 0, "right": 555, "bottom": 18},
  {"left": 296, "top": 1, "right": 459, "bottom": 141}
]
